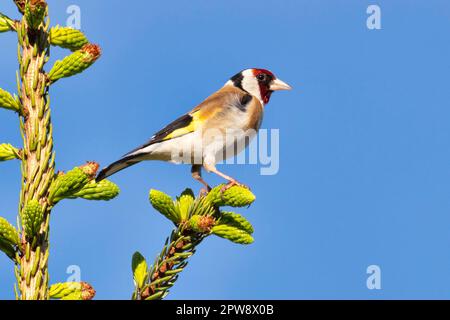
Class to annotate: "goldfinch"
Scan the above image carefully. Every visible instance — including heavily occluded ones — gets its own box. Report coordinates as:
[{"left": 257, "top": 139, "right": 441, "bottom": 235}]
[{"left": 96, "top": 68, "right": 291, "bottom": 191}]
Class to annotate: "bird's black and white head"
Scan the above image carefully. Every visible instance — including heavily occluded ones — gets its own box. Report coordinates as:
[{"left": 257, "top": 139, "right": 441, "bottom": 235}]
[{"left": 227, "top": 68, "right": 292, "bottom": 105}]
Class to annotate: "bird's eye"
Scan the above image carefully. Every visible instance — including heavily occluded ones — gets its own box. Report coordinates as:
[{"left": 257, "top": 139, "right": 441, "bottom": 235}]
[{"left": 257, "top": 74, "right": 266, "bottom": 81}]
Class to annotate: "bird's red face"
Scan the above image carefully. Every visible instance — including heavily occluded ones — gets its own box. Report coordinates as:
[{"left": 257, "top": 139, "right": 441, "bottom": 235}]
[
  {"left": 253, "top": 69, "right": 276, "bottom": 104},
  {"left": 230, "top": 68, "right": 292, "bottom": 105}
]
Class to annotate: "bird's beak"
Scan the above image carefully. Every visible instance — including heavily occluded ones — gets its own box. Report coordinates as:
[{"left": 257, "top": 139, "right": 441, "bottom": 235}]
[{"left": 270, "top": 78, "right": 292, "bottom": 91}]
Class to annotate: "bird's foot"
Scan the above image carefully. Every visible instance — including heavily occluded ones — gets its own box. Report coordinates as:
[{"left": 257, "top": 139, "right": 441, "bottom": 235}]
[
  {"left": 199, "top": 186, "right": 212, "bottom": 197},
  {"left": 220, "top": 180, "right": 248, "bottom": 194}
]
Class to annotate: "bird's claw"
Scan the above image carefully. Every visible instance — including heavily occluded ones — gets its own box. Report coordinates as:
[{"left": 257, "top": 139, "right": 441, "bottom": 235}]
[
  {"left": 220, "top": 180, "right": 248, "bottom": 194},
  {"left": 199, "top": 186, "right": 212, "bottom": 197}
]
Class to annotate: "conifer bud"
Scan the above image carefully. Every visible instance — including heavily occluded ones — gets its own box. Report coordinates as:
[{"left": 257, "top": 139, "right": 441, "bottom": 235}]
[
  {"left": 211, "top": 224, "right": 254, "bottom": 245},
  {"left": 70, "top": 180, "right": 120, "bottom": 201},
  {"left": 0, "top": 88, "right": 19, "bottom": 113},
  {"left": 50, "top": 25, "right": 89, "bottom": 51},
  {"left": 206, "top": 185, "right": 256, "bottom": 208},
  {"left": 22, "top": 199, "right": 44, "bottom": 237},
  {"left": 0, "top": 14, "right": 15, "bottom": 33},
  {"left": 48, "top": 44, "right": 102, "bottom": 83},
  {"left": 0, "top": 144, "right": 21, "bottom": 161},
  {"left": 48, "top": 162, "right": 99, "bottom": 204},
  {"left": 0, "top": 217, "right": 19, "bottom": 247},
  {"left": 177, "top": 189, "right": 195, "bottom": 221},
  {"left": 132, "top": 252, "right": 148, "bottom": 289},
  {"left": 25, "top": 0, "right": 47, "bottom": 29},
  {"left": 149, "top": 189, "right": 178, "bottom": 223},
  {"left": 189, "top": 215, "right": 215, "bottom": 233},
  {"left": 49, "top": 282, "right": 96, "bottom": 300},
  {"left": 219, "top": 212, "right": 254, "bottom": 234}
]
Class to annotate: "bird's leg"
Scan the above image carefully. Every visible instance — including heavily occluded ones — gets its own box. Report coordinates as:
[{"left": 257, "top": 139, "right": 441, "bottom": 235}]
[
  {"left": 191, "top": 165, "right": 211, "bottom": 195},
  {"left": 203, "top": 163, "right": 248, "bottom": 193}
]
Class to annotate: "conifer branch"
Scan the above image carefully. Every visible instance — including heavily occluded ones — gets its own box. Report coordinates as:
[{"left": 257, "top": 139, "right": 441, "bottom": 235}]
[
  {"left": 0, "top": 0, "right": 118, "bottom": 300},
  {"left": 132, "top": 185, "right": 256, "bottom": 300}
]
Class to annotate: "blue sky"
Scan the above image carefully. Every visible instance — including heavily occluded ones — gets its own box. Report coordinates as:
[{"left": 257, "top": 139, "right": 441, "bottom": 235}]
[{"left": 1, "top": 0, "right": 450, "bottom": 299}]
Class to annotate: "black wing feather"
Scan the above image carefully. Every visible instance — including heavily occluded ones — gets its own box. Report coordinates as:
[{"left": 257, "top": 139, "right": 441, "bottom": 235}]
[{"left": 123, "top": 113, "right": 193, "bottom": 157}]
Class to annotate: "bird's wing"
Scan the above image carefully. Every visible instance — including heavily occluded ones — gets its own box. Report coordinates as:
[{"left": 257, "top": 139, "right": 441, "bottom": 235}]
[
  {"left": 123, "top": 112, "right": 198, "bottom": 157},
  {"left": 124, "top": 85, "right": 251, "bottom": 157}
]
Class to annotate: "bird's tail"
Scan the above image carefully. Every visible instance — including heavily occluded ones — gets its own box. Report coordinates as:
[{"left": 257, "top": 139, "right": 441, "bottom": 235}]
[{"left": 96, "top": 155, "right": 143, "bottom": 182}]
